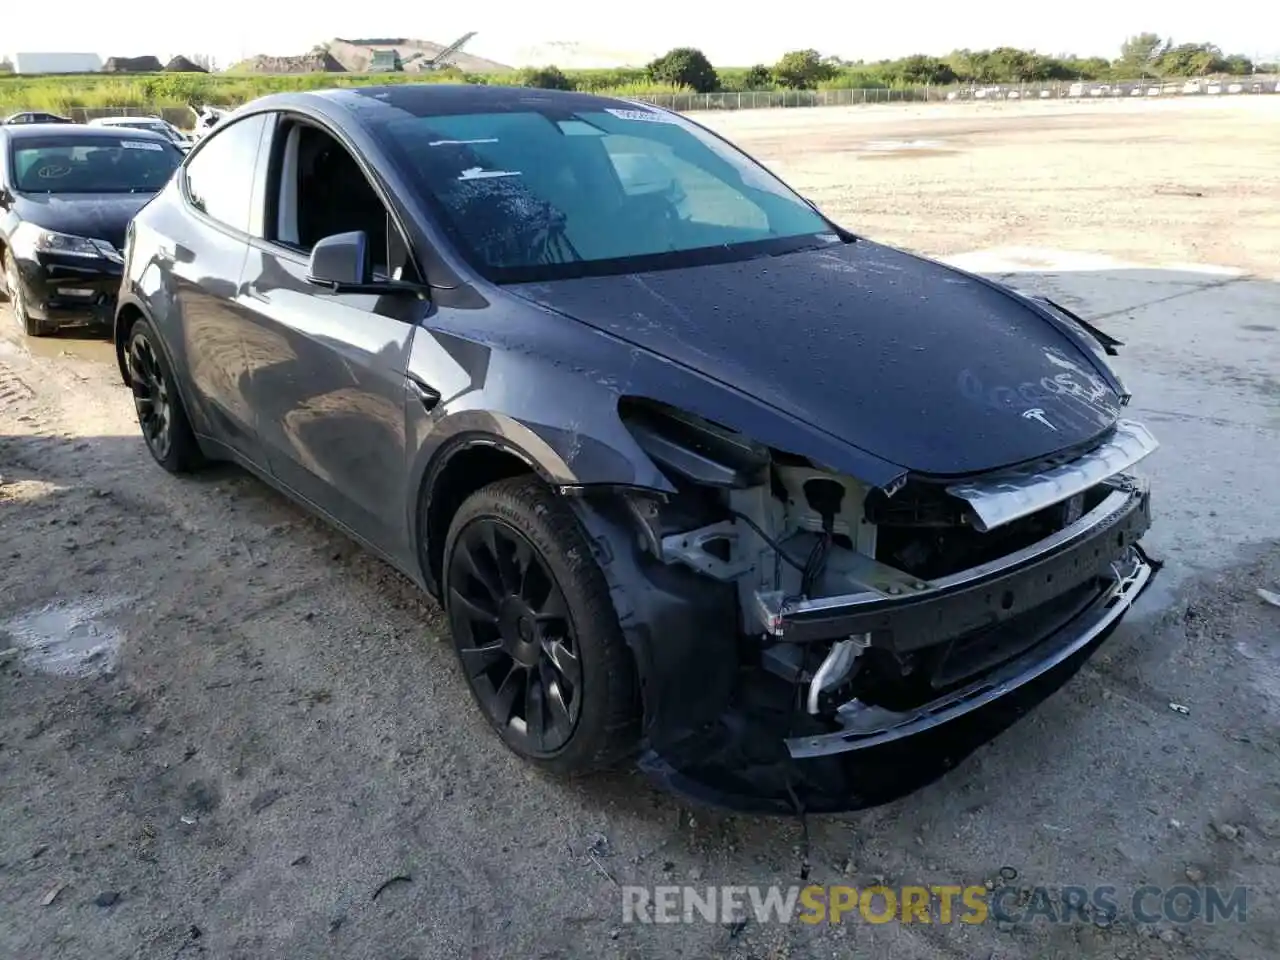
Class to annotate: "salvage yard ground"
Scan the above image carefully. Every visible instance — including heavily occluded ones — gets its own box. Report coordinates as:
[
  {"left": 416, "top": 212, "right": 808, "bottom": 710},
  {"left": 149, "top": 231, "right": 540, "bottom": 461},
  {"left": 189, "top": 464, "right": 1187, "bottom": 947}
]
[{"left": 2, "top": 97, "right": 1279, "bottom": 960}]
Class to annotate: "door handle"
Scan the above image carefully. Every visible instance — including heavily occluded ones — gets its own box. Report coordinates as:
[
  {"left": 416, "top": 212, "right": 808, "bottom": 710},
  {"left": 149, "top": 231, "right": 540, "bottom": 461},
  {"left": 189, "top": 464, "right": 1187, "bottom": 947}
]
[
  {"left": 157, "top": 243, "right": 193, "bottom": 264},
  {"left": 405, "top": 375, "right": 441, "bottom": 411}
]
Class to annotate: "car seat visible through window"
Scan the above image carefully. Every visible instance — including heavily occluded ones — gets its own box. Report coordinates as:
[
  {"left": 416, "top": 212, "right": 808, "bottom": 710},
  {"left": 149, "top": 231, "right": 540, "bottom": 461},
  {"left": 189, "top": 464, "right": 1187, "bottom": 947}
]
[{"left": 296, "top": 129, "right": 389, "bottom": 271}]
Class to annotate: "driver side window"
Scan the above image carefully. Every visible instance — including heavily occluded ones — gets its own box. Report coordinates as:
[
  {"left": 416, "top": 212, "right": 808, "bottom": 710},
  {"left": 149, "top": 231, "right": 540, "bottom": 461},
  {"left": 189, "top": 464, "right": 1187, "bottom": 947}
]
[{"left": 267, "top": 120, "right": 414, "bottom": 280}]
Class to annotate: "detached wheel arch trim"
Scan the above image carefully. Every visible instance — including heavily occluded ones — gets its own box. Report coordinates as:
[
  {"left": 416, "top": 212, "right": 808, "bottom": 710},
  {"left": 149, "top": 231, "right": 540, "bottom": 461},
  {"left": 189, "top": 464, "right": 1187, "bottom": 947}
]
[
  {"left": 415, "top": 433, "right": 552, "bottom": 595},
  {"left": 413, "top": 416, "right": 678, "bottom": 595}
]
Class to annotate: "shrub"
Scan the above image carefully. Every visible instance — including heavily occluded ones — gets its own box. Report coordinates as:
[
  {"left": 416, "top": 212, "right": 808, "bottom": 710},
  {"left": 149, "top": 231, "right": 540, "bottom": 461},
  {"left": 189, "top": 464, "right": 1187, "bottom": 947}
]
[
  {"left": 515, "top": 66, "right": 574, "bottom": 90},
  {"left": 646, "top": 48, "right": 718, "bottom": 93},
  {"left": 773, "top": 50, "right": 838, "bottom": 90}
]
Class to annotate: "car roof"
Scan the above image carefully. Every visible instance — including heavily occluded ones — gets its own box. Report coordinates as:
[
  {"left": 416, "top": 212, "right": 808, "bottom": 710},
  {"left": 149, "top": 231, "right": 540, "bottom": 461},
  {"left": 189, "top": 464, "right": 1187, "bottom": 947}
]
[
  {"left": 93, "top": 116, "right": 165, "bottom": 124},
  {"left": 2, "top": 122, "right": 173, "bottom": 142},
  {"left": 3, "top": 113, "right": 70, "bottom": 124},
  {"left": 247, "top": 83, "right": 651, "bottom": 120}
]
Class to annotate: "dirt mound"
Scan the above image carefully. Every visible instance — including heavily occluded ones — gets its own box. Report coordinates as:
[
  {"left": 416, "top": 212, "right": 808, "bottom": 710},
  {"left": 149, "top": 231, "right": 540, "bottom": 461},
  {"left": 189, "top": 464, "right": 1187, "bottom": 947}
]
[
  {"left": 165, "top": 56, "right": 207, "bottom": 73},
  {"left": 328, "top": 37, "right": 512, "bottom": 74},
  {"left": 103, "top": 55, "right": 164, "bottom": 73},
  {"left": 239, "top": 51, "right": 346, "bottom": 74}
]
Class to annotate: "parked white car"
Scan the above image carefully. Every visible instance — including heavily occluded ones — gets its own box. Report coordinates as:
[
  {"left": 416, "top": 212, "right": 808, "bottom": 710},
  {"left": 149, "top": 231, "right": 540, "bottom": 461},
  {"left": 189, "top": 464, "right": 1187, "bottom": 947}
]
[{"left": 89, "top": 116, "right": 193, "bottom": 152}]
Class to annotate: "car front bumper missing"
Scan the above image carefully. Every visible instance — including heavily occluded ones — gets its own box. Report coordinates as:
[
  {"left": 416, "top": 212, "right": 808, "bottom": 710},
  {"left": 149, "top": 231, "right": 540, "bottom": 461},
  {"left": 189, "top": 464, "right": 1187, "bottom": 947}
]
[
  {"left": 755, "top": 477, "right": 1152, "bottom": 649},
  {"left": 785, "top": 541, "right": 1153, "bottom": 758}
]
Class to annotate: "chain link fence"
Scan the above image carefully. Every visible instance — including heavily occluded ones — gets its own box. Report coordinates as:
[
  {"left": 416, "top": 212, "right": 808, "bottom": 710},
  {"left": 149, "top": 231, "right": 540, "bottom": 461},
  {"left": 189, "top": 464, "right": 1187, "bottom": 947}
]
[
  {"left": 635, "top": 76, "right": 1280, "bottom": 112},
  {"left": 62, "top": 105, "right": 197, "bottom": 126},
  {"left": 30, "top": 75, "right": 1280, "bottom": 126}
]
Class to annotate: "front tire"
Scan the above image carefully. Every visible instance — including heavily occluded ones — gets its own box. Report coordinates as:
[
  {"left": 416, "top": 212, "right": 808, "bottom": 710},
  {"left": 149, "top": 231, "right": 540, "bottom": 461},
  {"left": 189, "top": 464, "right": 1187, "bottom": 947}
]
[
  {"left": 126, "top": 318, "right": 203, "bottom": 473},
  {"left": 443, "top": 476, "right": 640, "bottom": 775},
  {"left": 4, "top": 249, "right": 54, "bottom": 337}
]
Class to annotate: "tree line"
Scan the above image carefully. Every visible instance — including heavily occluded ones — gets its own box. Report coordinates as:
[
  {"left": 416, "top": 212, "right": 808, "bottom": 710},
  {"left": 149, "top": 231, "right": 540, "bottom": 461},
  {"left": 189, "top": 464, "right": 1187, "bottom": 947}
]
[{"left": 517, "top": 34, "right": 1272, "bottom": 94}]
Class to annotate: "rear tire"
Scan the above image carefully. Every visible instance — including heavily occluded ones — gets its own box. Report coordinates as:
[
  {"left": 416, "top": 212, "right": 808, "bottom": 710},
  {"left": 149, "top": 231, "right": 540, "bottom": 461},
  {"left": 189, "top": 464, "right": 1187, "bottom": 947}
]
[
  {"left": 4, "top": 249, "right": 55, "bottom": 337},
  {"left": 126, "top": 318, "right": 204, "bottom": 473},
  {"left": 443, "top": 475, "right": 640, "bottom": 775}
]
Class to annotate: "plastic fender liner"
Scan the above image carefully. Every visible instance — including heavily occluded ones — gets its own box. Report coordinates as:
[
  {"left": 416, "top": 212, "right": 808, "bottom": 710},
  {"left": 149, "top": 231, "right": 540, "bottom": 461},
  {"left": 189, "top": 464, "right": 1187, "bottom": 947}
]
[{"left": 565, "top": 493, "right": 739, "bottom": 752}]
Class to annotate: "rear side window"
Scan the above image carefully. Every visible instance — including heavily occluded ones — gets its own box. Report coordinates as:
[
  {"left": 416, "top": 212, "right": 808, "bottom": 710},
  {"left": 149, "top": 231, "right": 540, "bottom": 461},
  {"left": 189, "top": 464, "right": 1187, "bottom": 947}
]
[{"left": 184, "top": 114, "right": 269, "bottom": 233}]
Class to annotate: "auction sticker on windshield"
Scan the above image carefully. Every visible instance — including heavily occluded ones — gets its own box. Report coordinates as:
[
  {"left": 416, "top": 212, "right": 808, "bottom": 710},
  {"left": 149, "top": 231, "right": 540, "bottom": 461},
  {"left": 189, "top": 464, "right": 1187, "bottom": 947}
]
[
  {"left": 604, "top": 108, "right": 679, "bottom": 124},
  {"left": 120, "top": 140, "right": 164, "bottom": 151}
]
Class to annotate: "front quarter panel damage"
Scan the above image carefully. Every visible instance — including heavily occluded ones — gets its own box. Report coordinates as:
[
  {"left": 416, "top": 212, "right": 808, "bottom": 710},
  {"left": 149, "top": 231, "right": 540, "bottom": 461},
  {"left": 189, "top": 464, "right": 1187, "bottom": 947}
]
[
  {"left": 405, "top": 287, "right": 1158, "bottom": 814},
  {"left": 566, "top": 495, "right": 741, "bottom": 753}
]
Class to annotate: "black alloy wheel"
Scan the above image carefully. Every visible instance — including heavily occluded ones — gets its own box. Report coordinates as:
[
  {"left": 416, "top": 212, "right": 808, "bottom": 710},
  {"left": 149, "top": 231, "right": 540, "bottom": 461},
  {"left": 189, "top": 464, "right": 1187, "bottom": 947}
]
[
  {"left": 448, "top": 516, "right": 584, "bottom": 755},
  {"left": 125, "top": 319, "right": 203, "bottom": 473},
  {"left": 128, "top": 332, "right": 173, "bottom": 462}
]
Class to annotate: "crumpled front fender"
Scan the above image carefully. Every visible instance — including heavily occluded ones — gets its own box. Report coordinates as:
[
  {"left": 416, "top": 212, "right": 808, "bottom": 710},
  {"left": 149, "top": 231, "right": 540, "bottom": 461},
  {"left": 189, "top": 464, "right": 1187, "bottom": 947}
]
[{"left": 565, "top": 493, "right": 739, "bottom": 753}]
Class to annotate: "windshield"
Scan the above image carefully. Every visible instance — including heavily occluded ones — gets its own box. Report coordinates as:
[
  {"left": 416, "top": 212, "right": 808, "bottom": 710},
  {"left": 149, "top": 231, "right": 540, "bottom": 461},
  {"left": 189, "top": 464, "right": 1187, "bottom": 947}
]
[
  {"left": 374, "top": 106, "right": 836, "bottom": 283},
  {"left": 12, "top": 135, "right": 182, "bottom": 194}
]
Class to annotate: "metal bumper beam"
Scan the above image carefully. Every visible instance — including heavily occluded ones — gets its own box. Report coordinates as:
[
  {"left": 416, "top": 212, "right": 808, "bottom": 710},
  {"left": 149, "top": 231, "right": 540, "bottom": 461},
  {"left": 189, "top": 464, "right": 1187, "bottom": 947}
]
[{"left": 784, "top": 546, "right": 1153, "bottom": 759}]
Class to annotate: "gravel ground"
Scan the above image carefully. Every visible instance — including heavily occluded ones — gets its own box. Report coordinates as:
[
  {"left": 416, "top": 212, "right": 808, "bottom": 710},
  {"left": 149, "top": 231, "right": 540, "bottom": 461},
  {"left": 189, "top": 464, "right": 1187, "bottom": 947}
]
[
  {"left": 2, "top": 97, "right": 1279, "bottom": 959},
  {"left": 706, "top": 96, "right": 1280, "bottom": 278}
]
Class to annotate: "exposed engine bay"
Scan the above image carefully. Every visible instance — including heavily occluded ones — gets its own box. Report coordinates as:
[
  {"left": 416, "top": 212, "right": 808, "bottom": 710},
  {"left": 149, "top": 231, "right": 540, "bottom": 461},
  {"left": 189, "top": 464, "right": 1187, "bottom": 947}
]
[{"left": 609, "top": 396, "right": 1158, "bottom": 798}]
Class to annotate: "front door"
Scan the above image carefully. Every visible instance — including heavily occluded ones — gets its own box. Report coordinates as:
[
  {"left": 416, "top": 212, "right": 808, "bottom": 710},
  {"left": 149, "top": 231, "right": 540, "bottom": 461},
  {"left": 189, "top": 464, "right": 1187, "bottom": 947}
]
[{"left": 236, "top": 117, "right": 425, "bottom": 563}]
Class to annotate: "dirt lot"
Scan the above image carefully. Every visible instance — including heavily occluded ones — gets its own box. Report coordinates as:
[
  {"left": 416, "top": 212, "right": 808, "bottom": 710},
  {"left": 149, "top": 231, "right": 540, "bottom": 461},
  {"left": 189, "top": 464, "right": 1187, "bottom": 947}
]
[
  {"left": 2, "top": 97, "right": 1280, "bottom": 960},
  {"left": 711, "top": 96, "right": 1280, "bottom": 278}
]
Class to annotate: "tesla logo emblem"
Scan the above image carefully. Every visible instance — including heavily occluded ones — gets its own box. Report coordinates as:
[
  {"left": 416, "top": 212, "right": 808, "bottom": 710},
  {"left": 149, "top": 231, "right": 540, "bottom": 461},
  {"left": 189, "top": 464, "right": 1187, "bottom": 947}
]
[{"left": 1022, "top": 408, "right": 1058, "bottom": 431}]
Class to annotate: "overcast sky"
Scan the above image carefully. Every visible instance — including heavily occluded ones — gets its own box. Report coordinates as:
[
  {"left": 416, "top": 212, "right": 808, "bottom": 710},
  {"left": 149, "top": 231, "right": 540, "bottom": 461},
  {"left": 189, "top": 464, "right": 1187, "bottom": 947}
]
[{"left": 8, "top": 1, "right": 1279, "bottom": 68}]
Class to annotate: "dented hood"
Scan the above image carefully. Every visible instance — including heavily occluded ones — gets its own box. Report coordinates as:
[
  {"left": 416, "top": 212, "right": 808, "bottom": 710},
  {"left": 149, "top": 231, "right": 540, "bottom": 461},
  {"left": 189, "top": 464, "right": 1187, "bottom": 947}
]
[{"left": 507, "top": 240, "right": 1123, "bottom": 477}]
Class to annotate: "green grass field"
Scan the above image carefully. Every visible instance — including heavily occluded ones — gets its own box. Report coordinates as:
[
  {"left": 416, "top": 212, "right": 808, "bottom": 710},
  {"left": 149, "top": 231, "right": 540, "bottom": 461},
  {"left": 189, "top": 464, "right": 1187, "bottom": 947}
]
[
  {"left": 0, "top": 68, "right": 737, "bottom": 114},
  {"left": 5, "top": 63, "right": 1266, "bottom": 120}
]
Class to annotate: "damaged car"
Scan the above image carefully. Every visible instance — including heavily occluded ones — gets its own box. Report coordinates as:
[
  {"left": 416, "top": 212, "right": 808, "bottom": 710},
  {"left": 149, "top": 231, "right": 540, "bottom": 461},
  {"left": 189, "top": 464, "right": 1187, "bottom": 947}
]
[{"left": 114, "top": 85, "right": 1158, "bottom": 811}]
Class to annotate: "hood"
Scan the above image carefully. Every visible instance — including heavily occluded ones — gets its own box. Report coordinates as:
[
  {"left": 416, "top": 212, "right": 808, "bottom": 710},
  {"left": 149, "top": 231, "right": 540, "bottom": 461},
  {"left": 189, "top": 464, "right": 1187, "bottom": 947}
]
[
  {"left": 14, "top": 192, "right": 154, "bottom": 251},
  {"left": 507, "top": 240, "right": 1123, "bottom": 478}
]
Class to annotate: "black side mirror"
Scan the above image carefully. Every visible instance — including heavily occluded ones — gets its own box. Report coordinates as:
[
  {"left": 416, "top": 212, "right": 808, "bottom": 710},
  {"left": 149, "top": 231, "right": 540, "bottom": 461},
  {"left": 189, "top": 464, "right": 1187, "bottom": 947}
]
[{"left": 306, "top": 230, "right": 371, "bottom": 289}]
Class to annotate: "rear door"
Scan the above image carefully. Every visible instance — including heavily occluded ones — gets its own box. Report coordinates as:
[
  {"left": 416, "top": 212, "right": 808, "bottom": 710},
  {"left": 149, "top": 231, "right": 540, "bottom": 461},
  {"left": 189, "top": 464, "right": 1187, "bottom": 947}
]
[
  {"left": 166, "top": 112, "right": 273, "bottom": 464},
  {"left": 236, "top": 113, "right": 425, "bottom": 564}
]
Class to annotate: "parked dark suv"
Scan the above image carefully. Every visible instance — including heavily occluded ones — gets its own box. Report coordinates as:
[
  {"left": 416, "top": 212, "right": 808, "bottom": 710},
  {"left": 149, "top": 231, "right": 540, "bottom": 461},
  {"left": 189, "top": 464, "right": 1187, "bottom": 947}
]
[{"left": 113, "top": 85, "right": 1158, "bottom": 811}]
